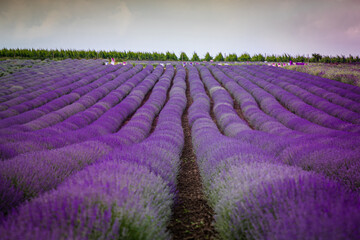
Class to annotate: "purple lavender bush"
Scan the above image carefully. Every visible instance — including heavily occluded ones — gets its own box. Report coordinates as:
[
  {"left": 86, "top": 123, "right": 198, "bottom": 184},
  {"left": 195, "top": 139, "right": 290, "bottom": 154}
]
[
  {"left": 0, "top": 64, "right": 186, "bottom": 239},
  {"left": 187, "top": 64, "right": 360, "bottom": 240}
]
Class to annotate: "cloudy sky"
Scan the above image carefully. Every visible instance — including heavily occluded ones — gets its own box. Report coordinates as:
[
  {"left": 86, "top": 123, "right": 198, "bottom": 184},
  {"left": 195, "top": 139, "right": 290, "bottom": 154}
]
[{"left": 1, "top": 0, "right": 359, "bottom": 58}]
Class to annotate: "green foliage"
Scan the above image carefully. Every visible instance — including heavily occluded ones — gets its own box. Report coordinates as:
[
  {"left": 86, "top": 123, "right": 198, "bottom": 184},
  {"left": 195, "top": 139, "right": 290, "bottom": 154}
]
[
  {"left": 238, "top": 53, "right": 251, "bottom": 62},
  {"left": 320, "top": 55, "right": 331, "bottom": 63},
  {"left": 214, "top": 52, "right": 224, "bottom": 62},
  {"left": 225, "top": 53, "right": 238, "bottom": 62},
  {"left": 265, "top": 54, "right": 277, "bottom": 62},
  {"left": 179, "top": 52, "right": 189, "bottom": 61},
  {"left": 277, "top": 53, "right": 291, "bottom": 62},
  {"left": 266, "top": 54, "right": 307, "bottom": 63},
  {"left": 311, "top": 53, "right": 322, "bottom": 62},
  {"left": 0, "top": 48, "right": 359, "bottom": 64},
  {"left": 191, "top": 52, "right": 200, "bottom": 62},
  {"left": 251, "top": 54, "right": 265, "bottom": 62},
  {"left": 293, "top": 55, "right": 306, "bottom": 62},
  {"left": 203, "top": 52, "right": 213, "bottom": 62},
  {"left": 165, "top": 51, "right": 178, "bottom": 61}
]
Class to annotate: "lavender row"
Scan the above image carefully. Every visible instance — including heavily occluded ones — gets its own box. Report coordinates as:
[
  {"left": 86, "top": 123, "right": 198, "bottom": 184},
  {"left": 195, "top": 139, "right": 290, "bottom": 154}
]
[
  {"left": 104, "top": 64, "right": 186, "bottom": 192},
  {"left": 0, "top": 141, "right": 112, "bottom": 218},
  {"left": 0, "top": 62, "right": 121, "bottom": 115},
  {"left": 94, "top": 65, "right": 175, "bottom": 148},
  {"left": 46, "top": 65, "right": 153, "bottom": 135},
  {"left": 277, "top": 137, "right": 360, "bottom": 191},
  {"left": 0, "top": 61, "right": 69, "bottom": 91},
  {"left": 214, "top": 64, "right": 360, "bottom": 154},
  {"left": 0, "top": 59, "right": 92, "bottom": 95},
  {"left": 12, "top": 65, "right": 134, "bottom": 130},
  {"left": 0, "top": 63, "right": 113, "bottom": 115},
  {"left": 0, "top": 64, "right": 125, "bottom": 120},
  {"left": 208, "top": 64, "right": 302, "bottom": 138},
  {"left": 208, "top": 65, "right": 360, "bottom": 191},
  {"left": 0, "top": 65, "right": 162, "bottom": 159},
  {"left": 255, "top": 65, "right": 360, "bottom": 114},
  {"left": 219, "top": 65, "right": 340, "bottom": 135},
  {"left": 208, "top": 66, "right": 359, "bottom": 146},
  {"left": 267, "top": 65, "right": 360, "bottom": 101},
  {"left": 0, "top": 59, "right": 48, "bottom": 86},
  {"left": 188, "top": 65, "right": 360, "bottom": 240},
  {"left": 195, "top": 64, "right": 252, "bottom": 136},
  {"left": 0, "top": 60, "right": 105, "bottom": 105},
  {"left": 0, "top": 59, "right": 104, "bottom": 95},
  {"left": 0, "top": 59, "right": 90, "bottom": 86},
  {"left": 0, "top": 64, "right": 172, "bottom": 214},
  {"left": 0, "top": 64, "right": 144, "bottom": 140},
  {"left": 231, "top": 66, "right": 360, "bottom": 132},
  {"left": 209, "top": 64, "right": 360, "bottom": 151},
  {"left": 0, "top": 64, "right": 128, "bottom": 130},
  {"left": 0, "top": 65, "right": 187, "bottom": 239},
  {"left": 210, "top": 65, "right": 360, "bottom": 189},
  {"left": 243, "top": 65, "right": 360, "bottom": 124}
]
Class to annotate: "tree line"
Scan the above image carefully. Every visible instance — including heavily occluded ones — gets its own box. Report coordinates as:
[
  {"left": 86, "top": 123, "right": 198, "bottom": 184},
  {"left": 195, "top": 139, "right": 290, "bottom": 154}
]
[{"left": 1, "top": 48, "right": 359, "bottom": 63}]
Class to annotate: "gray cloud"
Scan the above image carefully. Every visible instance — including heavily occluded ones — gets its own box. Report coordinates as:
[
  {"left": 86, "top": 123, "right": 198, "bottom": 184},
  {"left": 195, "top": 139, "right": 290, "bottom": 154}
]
[
  {"left": 0, "top": 0, "right": 132, "bottom": 48},
  {"left": 0, "top": 0, "right": 359, "bottom": 57}
]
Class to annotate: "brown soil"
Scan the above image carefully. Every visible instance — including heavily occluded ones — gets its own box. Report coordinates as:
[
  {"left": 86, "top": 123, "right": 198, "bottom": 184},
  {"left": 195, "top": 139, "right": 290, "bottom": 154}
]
[
  {"left": 168, "top": 69, "right": 218, "bottom": 240},
  {"left": 229, "top": 91, "right": 255, "bottom": 130},
  {"left": 149, "top": 114, "right": 159, "bottom": 134}
]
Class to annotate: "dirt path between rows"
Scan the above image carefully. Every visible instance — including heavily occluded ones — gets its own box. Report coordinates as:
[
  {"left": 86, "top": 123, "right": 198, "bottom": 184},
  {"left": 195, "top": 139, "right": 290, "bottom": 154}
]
[{"left": 168, "top": 69, "right": 217, "bottom": 240}]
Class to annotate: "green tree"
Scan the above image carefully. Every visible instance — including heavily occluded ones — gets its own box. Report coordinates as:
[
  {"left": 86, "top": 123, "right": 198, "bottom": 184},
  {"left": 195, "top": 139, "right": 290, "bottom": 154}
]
[
  {"left": 341, "top": 55, "right": 346, "bottom": 63},
  {"left": 165, "top": 51, "right": 173, "bottom": 61},
  {"left": 321, "top": 55, "right": 331, "bottom": 63},
  {"left": 251, "top": 54, "right": 265, "bottom": 62},
  {"left": 203, "top": 52, "right": 213, "bottom": 61},
  {"left": 293, "top": 55, "right": 306, "bottom": 62},
  {"left": 214, "top": 52, "right": 224, "bottom": 62},
  {"left": 191, "top": 52, "right": 200, "bottom": 62},
  {"left": 265, "top": 54, "right": 277, "bottom": 62},
  {"left": 179, "top": 52, "right": 189, "bottom": 61},
  {"left": 311, "top": 53, "right": 322, "bottom": 62},
  {"left": 347, "top": 55, "right": 354, "bottom": 63},
  {"left": 238, "top": 53, "right": 251, "bottom": 62},
  {"left": 225, "top": 53, "right": 238, "bottom": 62},
  {"left": 171, "top": 52, "right": 178, "bottom": 61},
  {"left": 280, "top": 53, "right": 291, "bottom": 62}
]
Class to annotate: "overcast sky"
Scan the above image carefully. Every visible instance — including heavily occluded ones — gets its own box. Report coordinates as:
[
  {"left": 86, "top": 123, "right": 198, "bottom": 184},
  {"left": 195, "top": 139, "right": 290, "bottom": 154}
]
[{"left": 1, "top": 0, "right": 359, "bottom": 58}]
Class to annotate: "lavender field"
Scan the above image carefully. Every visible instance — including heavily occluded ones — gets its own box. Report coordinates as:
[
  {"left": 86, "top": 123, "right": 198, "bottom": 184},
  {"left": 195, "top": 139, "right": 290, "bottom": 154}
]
[
  {"left": 284, "top": 63, "right": 360, "bottom": 88},
  {"left": 0, "top": 59, "right": 360, "bottom": 239}
]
